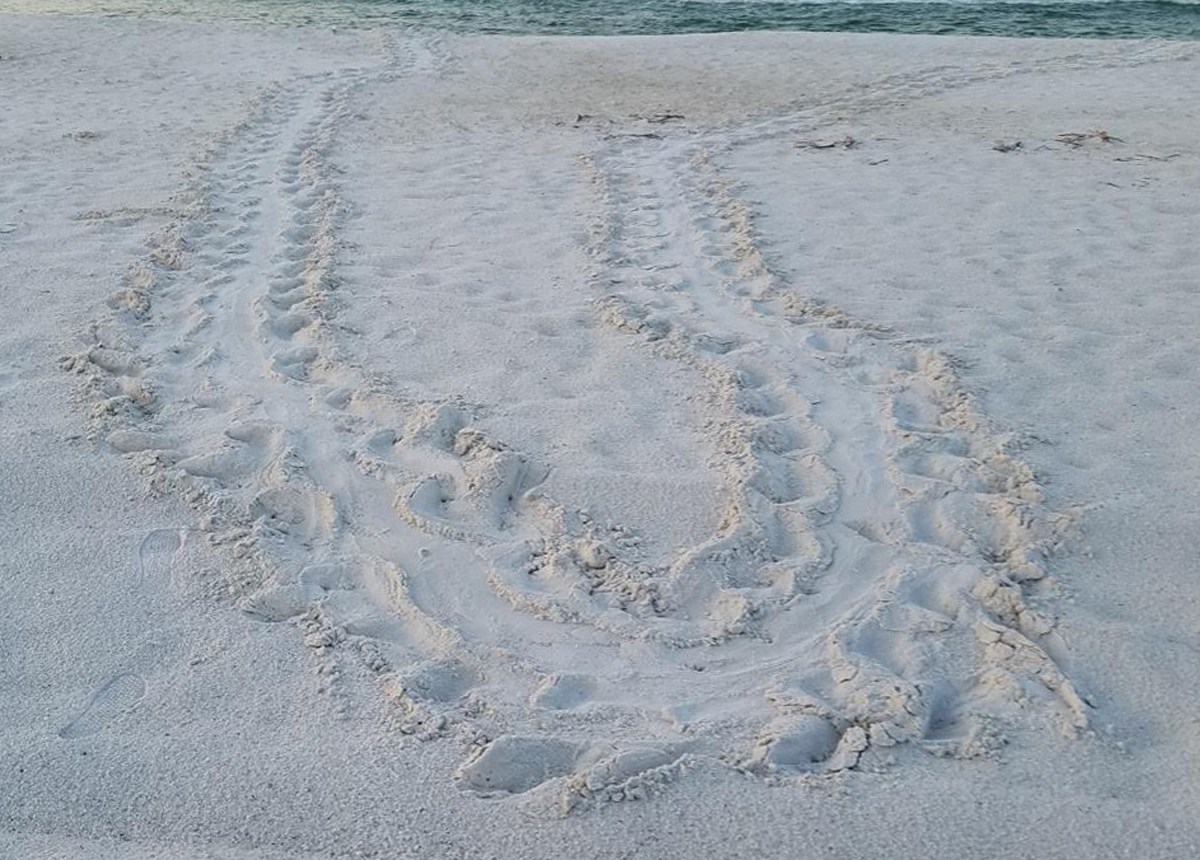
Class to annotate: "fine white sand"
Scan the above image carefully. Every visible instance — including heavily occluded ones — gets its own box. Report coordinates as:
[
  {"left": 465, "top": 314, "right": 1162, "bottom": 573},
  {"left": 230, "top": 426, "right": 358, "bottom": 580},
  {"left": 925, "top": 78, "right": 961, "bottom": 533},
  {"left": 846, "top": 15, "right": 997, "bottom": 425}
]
[{"left": 2, "top": 13, "right": 1199, "bottom": 858}]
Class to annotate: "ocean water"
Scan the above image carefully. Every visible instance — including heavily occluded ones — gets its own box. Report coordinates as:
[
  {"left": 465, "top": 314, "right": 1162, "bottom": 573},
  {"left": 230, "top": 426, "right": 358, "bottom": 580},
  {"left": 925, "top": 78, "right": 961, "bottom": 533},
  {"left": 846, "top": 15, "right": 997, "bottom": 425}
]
[{"left": 3, "top": 0, "right": 1199, "bottom": 38}]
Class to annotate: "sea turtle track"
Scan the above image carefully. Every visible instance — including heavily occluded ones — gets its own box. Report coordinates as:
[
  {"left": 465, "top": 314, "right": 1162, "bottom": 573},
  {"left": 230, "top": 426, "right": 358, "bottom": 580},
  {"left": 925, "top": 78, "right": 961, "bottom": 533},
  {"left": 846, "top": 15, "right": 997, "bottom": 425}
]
[
  {"left": 576, "top": 131, "right": 1088, "bottom": 776},
  {"left": 58, "top": 33, "right": 1183, "bottom": 812}
]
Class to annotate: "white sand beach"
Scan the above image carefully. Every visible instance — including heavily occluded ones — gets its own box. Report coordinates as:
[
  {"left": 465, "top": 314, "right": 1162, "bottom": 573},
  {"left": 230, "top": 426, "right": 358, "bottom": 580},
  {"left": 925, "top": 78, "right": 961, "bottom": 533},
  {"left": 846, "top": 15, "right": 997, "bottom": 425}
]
[{"left": 1, "top": 13, "right": 1198, "bottom": 858}]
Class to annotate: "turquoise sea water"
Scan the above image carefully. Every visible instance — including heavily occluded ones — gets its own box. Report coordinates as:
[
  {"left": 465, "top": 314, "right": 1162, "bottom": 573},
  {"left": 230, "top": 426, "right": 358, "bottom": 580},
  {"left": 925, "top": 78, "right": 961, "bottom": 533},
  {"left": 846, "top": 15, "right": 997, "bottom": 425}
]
[
  {"left": 4, "top": 0, "right": 1199, "bottom": 38},
  {"left": 334, "top": 0, "right": 1200, "bottom": 38}
]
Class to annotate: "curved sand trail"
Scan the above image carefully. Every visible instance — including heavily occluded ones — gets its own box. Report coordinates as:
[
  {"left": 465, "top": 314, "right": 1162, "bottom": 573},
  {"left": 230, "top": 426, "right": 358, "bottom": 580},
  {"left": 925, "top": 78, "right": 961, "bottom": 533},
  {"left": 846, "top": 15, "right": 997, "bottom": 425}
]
[{"left": 60, "top": 30, "right": 1194, "bottom": 812}]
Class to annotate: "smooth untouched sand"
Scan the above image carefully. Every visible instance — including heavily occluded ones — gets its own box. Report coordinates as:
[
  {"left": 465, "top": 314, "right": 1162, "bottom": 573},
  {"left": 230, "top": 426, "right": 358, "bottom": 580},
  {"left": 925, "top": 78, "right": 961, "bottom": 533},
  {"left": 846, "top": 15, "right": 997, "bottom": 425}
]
[{"left": 1, "top": 13, "right": 1198, "bottom": 858}]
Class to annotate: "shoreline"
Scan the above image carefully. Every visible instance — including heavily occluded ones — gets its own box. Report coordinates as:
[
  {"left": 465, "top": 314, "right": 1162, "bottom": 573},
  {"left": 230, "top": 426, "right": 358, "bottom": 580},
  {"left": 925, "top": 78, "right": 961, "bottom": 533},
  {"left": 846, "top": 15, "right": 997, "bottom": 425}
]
[{"left": 2, "top": 0, "right": 1200, "bottom": 40}]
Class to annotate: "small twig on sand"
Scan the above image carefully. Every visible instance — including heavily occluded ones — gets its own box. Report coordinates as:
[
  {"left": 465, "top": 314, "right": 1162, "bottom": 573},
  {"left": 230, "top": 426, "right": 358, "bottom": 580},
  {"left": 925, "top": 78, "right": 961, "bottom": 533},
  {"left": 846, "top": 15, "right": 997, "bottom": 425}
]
[
  {"left": 642, "top": 113, "right": 685, "bottom": 124},
  {"left": 1056, "top": 129, "right": 1124, "bottom": 148},
  {"left": 795, "top": 137, "right": 859, "bottom": 151},
  {"left": 1113, "top": 152, "right": 1181, "bottom": 163},
  {"left": 992, "top": 140, "right": 1023, "bottom": 153}
]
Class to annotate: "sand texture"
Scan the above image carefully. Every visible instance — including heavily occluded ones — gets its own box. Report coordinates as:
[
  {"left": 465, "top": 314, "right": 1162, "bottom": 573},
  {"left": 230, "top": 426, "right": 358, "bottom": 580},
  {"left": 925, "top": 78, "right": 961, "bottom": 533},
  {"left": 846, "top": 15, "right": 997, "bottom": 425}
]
[{"left": 2, "top": 14, "right": 1199, "bottom": 858}]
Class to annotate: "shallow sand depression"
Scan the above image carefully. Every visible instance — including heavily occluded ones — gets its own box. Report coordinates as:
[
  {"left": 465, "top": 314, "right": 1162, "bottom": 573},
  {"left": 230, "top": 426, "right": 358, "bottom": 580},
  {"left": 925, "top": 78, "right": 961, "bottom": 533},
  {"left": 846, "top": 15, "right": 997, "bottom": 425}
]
[{"left": 1, "top": 14, "right": 1199, "bottom": 859}]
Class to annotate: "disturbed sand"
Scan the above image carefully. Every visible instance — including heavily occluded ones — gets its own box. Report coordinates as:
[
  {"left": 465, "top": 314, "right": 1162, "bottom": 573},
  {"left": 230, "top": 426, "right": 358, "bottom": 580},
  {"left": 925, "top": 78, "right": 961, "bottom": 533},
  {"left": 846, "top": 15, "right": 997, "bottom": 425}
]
[{"left": 2, "top": 14, "right": 1199, "bottom": 858}]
